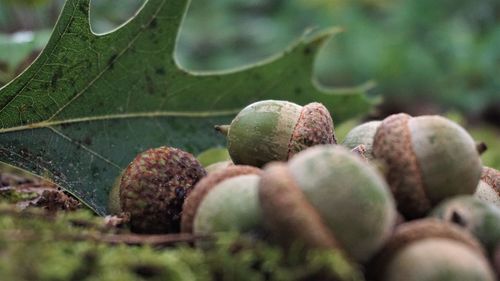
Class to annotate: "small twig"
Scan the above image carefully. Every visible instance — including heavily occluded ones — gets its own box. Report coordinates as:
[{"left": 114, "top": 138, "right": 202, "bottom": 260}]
[{"left": 96, "top": 233, "right": 211, "bottom": 246}]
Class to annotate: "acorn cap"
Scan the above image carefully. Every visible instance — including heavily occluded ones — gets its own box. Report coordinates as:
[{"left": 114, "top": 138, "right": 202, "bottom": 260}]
[
  {"left": 369, "top": 218, "right": 489, "bottom": 281},
  {"left": 120, "top": 147, "right": 206, "bottom": 234},
  {"left": 431, "top": 195, "right": 500, "bottom": 254},
  {"left": 287, "top": 102, "right": 336, "bottom": 158},
  {"left": 482, "top": 167, "right": 500, "bottom": 189},
  {"left": 181, "top": 165, "right": 261, "bottom": 233},
  {"left": 259, "top": 145, "right": 395, "bottom": 262},
  {"left": 373, "top": 114, "right": 482, "bottom": 218}
]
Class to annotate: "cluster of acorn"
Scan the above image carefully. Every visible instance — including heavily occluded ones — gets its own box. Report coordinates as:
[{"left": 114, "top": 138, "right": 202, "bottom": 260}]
[{"left": 109, "top": 100, "right": 500, "bottom": 281}]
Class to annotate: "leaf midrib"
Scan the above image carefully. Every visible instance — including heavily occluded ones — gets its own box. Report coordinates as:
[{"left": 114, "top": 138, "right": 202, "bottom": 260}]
[{"left": 0, "top": 109, "right": 238, "bottom": 133}]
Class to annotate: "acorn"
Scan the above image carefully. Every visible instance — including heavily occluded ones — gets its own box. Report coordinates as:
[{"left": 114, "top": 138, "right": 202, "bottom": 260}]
[
  {"left": 431, "top": 195, "right": 500, "bottom": 256},
  {"left": 343, "top": 120, "right": 381, "bottom": 160},
  {"left": 181, "top": 165, "right": 261, "bottom": 233},
  {"left": 107, "top": 172, "right": 122, "bottom": 215},
  {"left": 204, "top": 160, "right": 233, "bottom": 174},
  {"left": 258, "top": 145, "right": 396, "bottom": 262},
  {"left": 372, "top": 113, "right": 482, "bottom": 219},
  {"left": 119, "top": 146, "right": 206, "bottom": 234},
  {"left": 192, "top": 174, "right": 262, "bottom": 238},
  {"left": 475, "top": 167, "right": 500, "bottom": 207},
  {"left": 369, "top": 219, "right": 495, "bottom": 281},
  {"left": 215, "top": 100, "right": 336, "bottom": 167}
]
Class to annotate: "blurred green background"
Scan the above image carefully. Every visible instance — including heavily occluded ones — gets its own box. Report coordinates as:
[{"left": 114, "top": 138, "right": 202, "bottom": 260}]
[{"left": 0, "top": 0, "right": 498, "bottom": 168}]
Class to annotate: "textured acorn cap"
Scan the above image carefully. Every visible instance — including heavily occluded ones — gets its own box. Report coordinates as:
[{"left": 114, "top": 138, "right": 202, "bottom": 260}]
[
  {"left": 431, "top": 195, "right": 500, "bottom": 254},
  {"left": 259, "top": 145, "right": 396, "bottom": 262},
  {"left": 369, "top": 218, "right": 493, "bottom": 281},
  {"left": 287, "top": 102, "right": 336, "bottom": 158},
  {"left": 373, "top": 114, "right": 482, "bottom": 219},
  {"left": 475, "top": 167, "right": 500, "bottom": 207},
  {"left": 120, "top": 147, "right": 206, "bottom": 234},
  {"left": 343, "top": 120, "right": 381, "bottom": 160},
  {"left": 193, "top": 174, "right": 262, "bottom": 235},
  {"left": 221, "top": 100, "right": 335, "bottom": 167},
  {"left": 181, "top": 165, "right": 261, "bottom": 233}
]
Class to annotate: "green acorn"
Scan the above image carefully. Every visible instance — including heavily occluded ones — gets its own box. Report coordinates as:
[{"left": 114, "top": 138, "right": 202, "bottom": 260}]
[
  {"left": 215, "top": 100, "right": 336, "bottom": 167},
  {"left": 372, "top": 113, "right": 482, "bottom": 218},
  {"left": 431, "top": 196, "right": 500, "bottom": 258},
  {"left": 343, "top": 120, "right": 381, "bottom": 160},
  {"left": 258, "top": 145, "right": 395, "bottom": 262},
  {"left": 120, "top": 146, "right": 206, "bottom": 234},
  {"left": 369, "top": 219, "right": 495, "bottom": 281},
  {"left": 192, "top": 174, "right": 262, "bottom": 236},
  {"left": 181, "top": 165, "right": 261, "bottom": 233}
]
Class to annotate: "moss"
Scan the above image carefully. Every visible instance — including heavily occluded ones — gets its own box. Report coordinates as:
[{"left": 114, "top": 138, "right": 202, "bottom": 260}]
[
  {"left": 0, "top": 188, "right": 38, "bottom": 203},
  {"left": 0, "top": 205, "right": 363, "bottom": 281}
]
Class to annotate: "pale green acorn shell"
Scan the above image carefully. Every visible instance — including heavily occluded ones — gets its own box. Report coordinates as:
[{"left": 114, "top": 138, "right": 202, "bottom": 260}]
[
  {"left": 193, "top": 174, "right": 261, "bottom": 235},
  {"left": 204, "top": 160, "right": 233, "bottom": 174},
  {"left": 107, "top": 171, "right": 123, "bottom": 215},
  {"left": 343, "top": 121, "right": 381, "bottom": 160},
  {"left": 409, "top": 116, "right": 482, "bottom": 203},
  {"left": 227, "top": 100, "right": 302, "bottom": 167}
]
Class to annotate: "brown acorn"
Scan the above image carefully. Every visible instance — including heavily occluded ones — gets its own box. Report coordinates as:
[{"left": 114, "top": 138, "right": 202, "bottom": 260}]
[
  {"left": 120, "top": 146, "right": 206, "bottom": 234},
  {"left": 215, "top": 100, "right": 336, "bottom": 167},
  {"left": 369, "top": 219, "right": 495, "bottom": 281},
  {"left": 181, "top": 165, "right": 261, "bottom": 233},
  {"left": 372, "top": 113, "right": 482, "bottom": 219}
]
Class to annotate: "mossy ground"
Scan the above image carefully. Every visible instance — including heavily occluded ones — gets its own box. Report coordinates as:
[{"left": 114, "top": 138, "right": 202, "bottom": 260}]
[{"left": 0, "top": 180, "right": 362, "bottom": 281}]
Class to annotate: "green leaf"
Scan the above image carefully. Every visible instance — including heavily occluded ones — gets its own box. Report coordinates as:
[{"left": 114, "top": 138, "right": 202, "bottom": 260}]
[{"left": 0, "top": 0, "right": 372, "bottom": 215}]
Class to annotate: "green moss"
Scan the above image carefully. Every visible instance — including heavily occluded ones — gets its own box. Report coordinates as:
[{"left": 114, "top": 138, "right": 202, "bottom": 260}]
[
  {"left": 0, "top": 189, "right": 38, "bottom": 203},
  {"left": 0, "top": 205, "right": 363, "bottom": 281}
]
